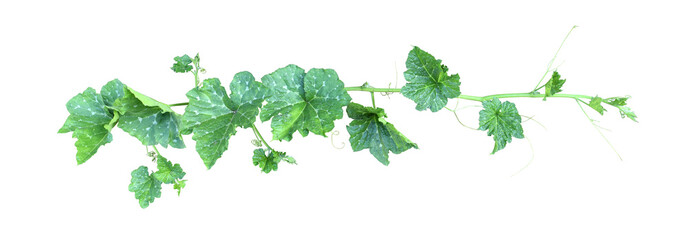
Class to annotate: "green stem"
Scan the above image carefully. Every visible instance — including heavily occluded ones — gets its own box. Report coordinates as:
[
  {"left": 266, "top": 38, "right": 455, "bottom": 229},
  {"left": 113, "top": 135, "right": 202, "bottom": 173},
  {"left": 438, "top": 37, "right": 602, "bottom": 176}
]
[
  {"left": 251, "top": 123, "right": 273, "bottom": 152},
  {"left": 370, "top": 92, "right": 376, "bottom": 108},
  {"left": 151, "top": 145, "right": 162, "bottom": 157},
  {"left": 345, "top": 86, "right": 592, "bottom": 102},
  {"left": 344, "top": 86, "right": 401, "bottom": 92},
  {"left": 169, "top": 102, "right": 189, "bottom": 107}
]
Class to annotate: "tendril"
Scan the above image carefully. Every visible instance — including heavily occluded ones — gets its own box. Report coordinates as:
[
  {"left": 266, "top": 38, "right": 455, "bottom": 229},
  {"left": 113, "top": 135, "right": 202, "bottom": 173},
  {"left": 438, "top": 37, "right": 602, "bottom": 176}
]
[
  {"left": 575, "top": 99, "right": 623, "bottom": 161},
  {"left": 520, "top": 115, "right": 547, "bottom": 131},
  {"left": 330, "top": 130, "right": 346, "bottom": 149},
  {"left": 510, "top": 136, "right": 535, "bottom": 177}
]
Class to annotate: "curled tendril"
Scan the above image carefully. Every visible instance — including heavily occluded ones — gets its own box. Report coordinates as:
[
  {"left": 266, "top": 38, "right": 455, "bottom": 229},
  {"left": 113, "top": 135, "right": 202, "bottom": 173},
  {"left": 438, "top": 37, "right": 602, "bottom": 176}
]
[
  {"left": 330, "top": 130, "right": 345, "bottom": 149},
  {"left": 251, "top": 139, "right": 263, "bottom": 147},
  {"left": 380, "top": 62, "right": 400, "bottom": 98}
]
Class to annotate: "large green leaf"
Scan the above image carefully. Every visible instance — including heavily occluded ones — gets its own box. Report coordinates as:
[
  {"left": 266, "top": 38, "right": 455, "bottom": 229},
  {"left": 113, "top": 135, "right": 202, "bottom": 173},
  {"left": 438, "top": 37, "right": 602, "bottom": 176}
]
[
  {"left": 113, "top": 87, "right": 184, "bottom": 148},
  {"left": 128, "top": 166, "right": 162, "bottom": 209},
  {"left": 58, "top": 87, "right": 115, "bottom": 164},
  {"left": 401, "top": 46, "right": 461, "bottom": 112},
  {"left": 260, "top": 65, "right": 352, "bottom": 141},
  {"left": 181, "top": 73, "right": 269, "bottom": 169},
  {"left": 478, "top": 98, "right": 524, "bottom": 154},
  {"left": 346, "top": 103, "right": 418, "bottom": 165},
  {"left": 152, "top": 156, "right": 186, "bottom": 184}
]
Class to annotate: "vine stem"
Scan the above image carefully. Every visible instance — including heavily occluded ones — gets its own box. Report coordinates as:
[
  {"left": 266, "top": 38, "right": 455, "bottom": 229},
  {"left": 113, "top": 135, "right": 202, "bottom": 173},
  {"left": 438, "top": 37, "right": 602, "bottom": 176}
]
[
  {"left": 251, "top": 123, "right": 273, "bottom": 152},
  {"left": 344, "top": 86, "right": 593, "bottom": 102},
  {"left": 168, "top": 88, "right": 594, "bottom": 107}
]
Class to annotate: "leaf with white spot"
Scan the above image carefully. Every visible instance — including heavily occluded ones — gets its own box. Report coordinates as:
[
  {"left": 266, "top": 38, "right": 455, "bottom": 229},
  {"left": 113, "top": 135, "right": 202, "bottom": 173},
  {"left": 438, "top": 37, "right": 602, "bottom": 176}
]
[
  {"left": 346, "top": 103, "right": 418, "bottom": 165},
  {"left": 58, "top": 87, "right": 115, "bottom": 164},
  {"left": 100, "top": 79, "right": 126, "bottom": 106},
  {"left": 181, "top": 72, "right": 269, "bottom": 169},
  {"left": 171, "top": 54, "right": 193, "bottom": 73},
  {"left": 478, "top": 98, "right": 524, "bottom": 154},
  {"left": 152, "top": 155, "right": 186, "bottom": 184},
  {"left": 401, "top": 46, "right": 461, "bottom": 112},
  {"left": 260, "top": 65, "right": 352, "bottom": 141},
  {"left": 113, "top": 87, "right": 185, "bottom": 148},
  {"left": 252, "top": 148, "right": 295, "bottom": 173},
  {"left": 128, "top": 166, "right": 162, "bottom": 208}
]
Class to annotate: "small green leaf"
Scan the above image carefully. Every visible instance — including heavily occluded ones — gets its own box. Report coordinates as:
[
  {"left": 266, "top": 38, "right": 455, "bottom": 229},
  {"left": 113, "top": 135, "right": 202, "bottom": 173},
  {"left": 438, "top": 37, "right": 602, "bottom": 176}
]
[
  {"left": 181, "top": 73, "right": 269, "bottom": 169},
  {"left": 618, "top": 106, "right": 638, "bottom": 122},
  {"left": 401, "top": 46, "right": 461, "bottom": 112},
  {"left": 544, "top": 71, "right": 566, "bottom": 100},
  {"left": 346, "top": 103, "right": 418, "bottom": 165},
  {"left": 152, "top": 156, "right": 186, "bottom": 184},
  {"left": 171, "top": 54, "right": 193, "bottom": 73},
  {"left": 587, "top": 96, "right": 607, "bottom": 115},
  {"left": 604, "top": 96, "right": 638, "bottom": 122},
  {"left": 128, "top": 166, "right": 162, "bottom": 209},
  {"left": 173, "top": 179, "right": 187, "bottom": 196},
  {"left": 478, "top": 98, "right": 524, "bottom": 154},
  {"left": 113, "top": 87, "right": 185, "bottom": 148},
  {"left": 252, "top": 148, "right": 294, "bottom": 173},
  {"left": 260, "top": 65, "right": 352, "bottom": 141},
  {"left": 58, "top": 87, "right": 115, "bottom": 164}
]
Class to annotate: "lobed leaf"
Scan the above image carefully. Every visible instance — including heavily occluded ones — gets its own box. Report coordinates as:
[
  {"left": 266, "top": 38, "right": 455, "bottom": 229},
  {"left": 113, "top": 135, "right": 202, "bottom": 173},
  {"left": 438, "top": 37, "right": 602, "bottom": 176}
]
[
  {"left": 478, "top": 98, "right": 524, "bottom": 154},
  {"left": 605, "top": 96, "right": 638, "bottom": 122},
  {"left": 58, "top": 86, "right": 116, "bottom": 164},
  {"left": 181, "top": 73, "right": 269, "bottom": 169},
  {"left": 171, "top": 54, "right": 193, "bottom": 73},
  {"left": 401, "top": 46, "right": 461, "bottom": 112},
  {"left": 128, "top": 166, "right": 162, "bottom": 208},
  {"left": 113, "top": 87, "right": 185, "bottom": 148},
  {"left": 346, "top": 103, "right": 418, "bottom": 165},
  {"left": 260, "top": 65, "right": 352, "bottom": 141},
  {"left": 586, "top": 96, "right": 607, "bottom": 115},
  {"left": 252, "top": 148, "right": 295, "bottom": 173},
  {"left": 544, "top": 71, "right": 566, "bottom": 100},
  {"left": 152, "top": 156, "right": 186, "bottom": 184}
]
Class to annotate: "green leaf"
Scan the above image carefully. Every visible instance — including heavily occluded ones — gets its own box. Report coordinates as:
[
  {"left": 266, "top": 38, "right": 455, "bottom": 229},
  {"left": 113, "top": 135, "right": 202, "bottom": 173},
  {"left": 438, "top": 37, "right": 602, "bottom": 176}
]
[
  {"left": 113, "top": 87, "right": 185, "bottom": 148},
  {"left": 604, "top": 96, "right": 628, "bottom": 107},
  {"left": 173, "top": 179, "right": 187, "bottom": 196},
  {"left": 618, "top": 106, "right": 638, "bottom": 122},
  {"left": 58, "top": 88, "right": 115, "bottom": 164},
  {"left": 260, "top": 65, "right": 352, "bottom": 141},
  {"left": 128, "top": 166, "right": 162, "bottom": 209},
  {"left": 171, "top": 54, "right": 193, "bottom": 73},
  {"left": 401, "top": 46, "right": 461, "bottom": 112},
  {"left": 100, "top": 79, "right": 126, "bottom": 107},
  {"left": 152, "top": 156, "right": 186, "bottom": 184},
  {"left": 478, "top": 98, "right": 524, "bottom": 154},
  {"left": 252, "top": 148, "right": 295, "bottom": 173},
  {"left": 605, "top": 96, "right": 638, "bottom": 122},
  {"left": 544, "top": 71, "right": 566, "bottom": 100},
  {"left": 586, "top": 96, "right": 607, "bottom": 115},
  {"left": 346, "top": 103, "right": 418, "bottom": 165},
  {"left": 181, "top": 73, "right": 269, "bottom": 169}
]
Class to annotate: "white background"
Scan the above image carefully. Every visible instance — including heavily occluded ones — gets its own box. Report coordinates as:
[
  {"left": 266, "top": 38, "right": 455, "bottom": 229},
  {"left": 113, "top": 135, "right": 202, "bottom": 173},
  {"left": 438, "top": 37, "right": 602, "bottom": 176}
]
[{"left": 1, "top": 0, "right": 686, "bottom": 239}]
